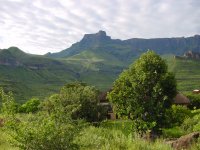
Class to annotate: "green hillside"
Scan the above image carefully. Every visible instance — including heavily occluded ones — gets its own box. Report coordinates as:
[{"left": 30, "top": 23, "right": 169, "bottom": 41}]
[
  {"left": 1, "top": 42, "right": 200, "bottom": 103},
  {"left": 0, "top": 47, "right": 124, "bottom": 102},
  {"left": 63, "top": 50, "right": 126, "bottom": 90},
  {"left": 166, "top": 56, "right": 200, "bottom": 92},
  {"left": 0, "top": 47, "right": 77, "bottom": 103}
]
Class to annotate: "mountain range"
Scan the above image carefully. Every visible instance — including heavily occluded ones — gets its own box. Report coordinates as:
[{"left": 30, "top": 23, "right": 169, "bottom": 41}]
[
  {"left": 0, "top": 31, "right": 200, "bottom": 102},
  {"left": 47, "top": 30, "right": 200, "bottom": 59}
]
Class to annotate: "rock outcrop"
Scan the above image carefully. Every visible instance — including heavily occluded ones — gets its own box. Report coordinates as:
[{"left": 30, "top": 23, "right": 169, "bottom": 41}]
[
  {"left": 0, "top": 59, "right": 23, "bottom": 67},
  {"left": 167, "top": 132, "right": 200, "bottom": 150}
]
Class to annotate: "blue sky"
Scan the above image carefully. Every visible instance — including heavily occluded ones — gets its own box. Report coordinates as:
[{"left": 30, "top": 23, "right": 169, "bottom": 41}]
[{"left": 0, "top": 0, "right": 200, "bottom": 54}]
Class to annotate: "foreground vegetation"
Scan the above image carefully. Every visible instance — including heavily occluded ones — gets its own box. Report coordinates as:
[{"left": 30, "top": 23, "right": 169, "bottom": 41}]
[{"left": 0, "top": 51, "right": 199, "bottom": 149}]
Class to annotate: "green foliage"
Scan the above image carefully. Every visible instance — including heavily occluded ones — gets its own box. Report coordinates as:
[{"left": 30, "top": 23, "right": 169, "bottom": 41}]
[
  {"left": 100, "top": 120, "right": 133, "bottom": 136},
  {"left": 108, "top": 51, "right": 177, "bottom": 133},
  {"left": 6, "top": 113, "right": 81, "bottom": 150},
  {"left": 162, "top": 127, "right": 186, "bottom": 138},
  {"left": 184, "top": 92, "right": 200, "bottom": 109},
  {"left": 181, "top": 109, "right": 200, "bottom": 132},
  {"left": 43, "top": 82, "right": 106, "bottom": 122},
  {"left": 74, "top": 126, "right": 172, "bottom": 150},
  {"left": 163, "top": 109, "right": 200, "bottom": 138},
  {"left": 0, "top": 129, "right": 18, "bottom": 150},
  {"left": 165, "top": 105, "right": 192, "bottom": 127},
  {"left": 19, "top": 98, "right": 40, "bottom": 113},
  {"left": 0, "top": 87, "right": 18, "bottom": 115}
]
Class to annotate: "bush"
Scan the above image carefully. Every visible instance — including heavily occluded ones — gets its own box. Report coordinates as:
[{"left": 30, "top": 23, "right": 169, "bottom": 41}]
[
  {"left": 0, "top": 88, "right": 18, "bottom": 115},
  {"left": 185, "top": 93, "right": 200, "bottom": 109},
  {"left": 165, "top": 105, "right": 191, "bottom": 127},
  {"left": 181, "top": 109, "right": 200, "bottom": 132},
  {"left": 6, "top": 113, "right": 80, "bottom": 150},
  {"left": 19, "top": 98, "right": 40, "bottom": 113},
  {"left": 43, "top": 82, "right": 107, "bottom": 122}
]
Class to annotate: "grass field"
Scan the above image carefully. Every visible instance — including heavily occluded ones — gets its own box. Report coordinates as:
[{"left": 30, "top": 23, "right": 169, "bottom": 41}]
[{"left": 166, "top": 56, "right": 200, "bottom": 92}]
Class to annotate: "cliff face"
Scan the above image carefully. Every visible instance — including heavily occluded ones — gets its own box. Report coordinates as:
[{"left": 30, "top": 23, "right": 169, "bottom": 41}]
[
  {"left": 46, "top": 31, "right": 200, "bottom": 59},
  {"left": 0, "top": 59, "right": 22, "bottom": 66},
  {"left": 184, "top": 51, "right": 200, "bottom": 59},
  {"left": 0, "top": 47, "right": 50, "bottom": 70}
]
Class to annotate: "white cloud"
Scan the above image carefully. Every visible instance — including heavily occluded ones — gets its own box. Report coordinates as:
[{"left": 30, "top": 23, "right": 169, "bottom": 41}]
[{"left": 0, "top": 0, "right": 199, "bottom": 54}]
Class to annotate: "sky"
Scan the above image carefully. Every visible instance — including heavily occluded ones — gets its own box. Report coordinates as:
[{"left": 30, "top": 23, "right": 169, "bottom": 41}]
[{"left": 0, "top": 0, "right": 200, "bottom": 54}]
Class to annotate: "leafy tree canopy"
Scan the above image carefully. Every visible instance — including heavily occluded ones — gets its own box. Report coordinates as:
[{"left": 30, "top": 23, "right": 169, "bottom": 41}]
[
  {"left": 19, "top": 98, "right": 40, "bottom": 113},
  {"left": 108, "top": 51, "right": 177, "bottom": 133},
  {"left": 43, "top": 82, "right": 105, "bottom": 122}
]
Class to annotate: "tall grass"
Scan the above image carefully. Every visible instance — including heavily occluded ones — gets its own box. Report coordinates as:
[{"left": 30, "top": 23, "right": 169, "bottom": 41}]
[
  {"left": 0, "top": 129, "right": 18, "bottom": 150},
  {"left": 74, "top": 126, "right": 173, "bottom": 150}
]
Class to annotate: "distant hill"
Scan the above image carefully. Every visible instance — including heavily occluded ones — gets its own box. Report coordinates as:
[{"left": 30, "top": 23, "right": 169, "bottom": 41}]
[
  {"left": 1, "top": 31, "right": 200, "bottom": 102},
  {"left": 0, "top": 47, "right": 122, "bottom": 102},
  {"left": 0, "top": 47, "right": 78, "bottom": 102}
]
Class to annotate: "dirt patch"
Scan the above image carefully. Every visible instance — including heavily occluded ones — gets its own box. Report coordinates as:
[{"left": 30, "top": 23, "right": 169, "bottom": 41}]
[{"left": 166, "top": 132, "right": 200, "bottom": 150}]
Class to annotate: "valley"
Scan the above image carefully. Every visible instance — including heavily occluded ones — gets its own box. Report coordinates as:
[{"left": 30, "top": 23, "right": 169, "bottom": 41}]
[{"left": 0, "top": 31, "right": 200, "bottom": 103}]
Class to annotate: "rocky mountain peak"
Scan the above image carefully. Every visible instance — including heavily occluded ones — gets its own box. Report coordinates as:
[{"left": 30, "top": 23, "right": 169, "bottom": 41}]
[
  {"left": 96, "top": 30, "right": 107, "bottom": 36},
  {"left": 81, "top": 30, "right": 111, "bottom": 44}
]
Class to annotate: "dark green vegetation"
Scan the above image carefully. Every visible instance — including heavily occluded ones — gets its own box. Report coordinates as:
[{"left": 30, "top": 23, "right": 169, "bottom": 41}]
[
  {"left": 1, "top": 32, "right": 200, "bottom": 103},
  {"left": 108, "top": 51, "right": 177, "bottom": 133},
  {"left": 43, "top": 82, "right": 106, "bottom": 122}
]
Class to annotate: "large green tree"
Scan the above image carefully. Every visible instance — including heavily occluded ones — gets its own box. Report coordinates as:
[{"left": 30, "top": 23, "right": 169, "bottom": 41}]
[{"left": 107, "top": 51, "right": 177, "bottom": 133}]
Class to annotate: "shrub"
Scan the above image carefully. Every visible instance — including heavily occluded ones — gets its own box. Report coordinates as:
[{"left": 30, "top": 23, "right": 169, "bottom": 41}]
[
  {"left": 181, "top": 109, "right": 200, "bottom": 132},
  {"left": 0, "top": 88, "right": 18, "bottom": 115},
  {"left": 165, "top": 105, "right": 191, "bottom": 127},
  {"left": 19, "top": 98, "right": 40, "bottom": 113},
  {"left": 185, "top": 93, "right": 200, "bottom": 109},
  {"left": 6, "top": 113, "right": 80, "bottom": 150},
  {"left": 43, "top": 82, "right": 107, "bottom": 122}
]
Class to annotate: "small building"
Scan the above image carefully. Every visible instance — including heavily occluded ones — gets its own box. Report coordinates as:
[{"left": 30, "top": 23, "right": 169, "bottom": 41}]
[
  {"left": 173, "top": 93, "right": 190, "bottom": 106},
  {"left": 193, "top": 89, "right": 200, "bottom": 94}
]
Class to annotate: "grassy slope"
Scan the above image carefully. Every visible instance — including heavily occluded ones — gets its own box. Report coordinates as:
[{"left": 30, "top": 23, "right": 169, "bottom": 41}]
[
  {"left": 0, "top": 65, "right": 76, "bottom": 103},
  {"left": 63, "top": 50, "right": 127, "bottom": 90},
  {"left": 1, "top": 47, "right": 200, "bottom": 102},
  {"left": 0, "top": 48, "right": 77, "bottom": 103},
  {"left": 165, "top": 55, "right": 200, "bottom": 92}
]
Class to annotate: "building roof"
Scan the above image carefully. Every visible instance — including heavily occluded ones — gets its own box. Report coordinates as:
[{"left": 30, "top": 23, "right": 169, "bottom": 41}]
[{"left": 173, "top": 93, "right": 190, "bottom": 104}]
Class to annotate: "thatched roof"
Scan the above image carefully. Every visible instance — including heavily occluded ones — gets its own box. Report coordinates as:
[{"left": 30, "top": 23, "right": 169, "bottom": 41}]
[{"left": 173, "top": 93, "right": 190, "bottom": 104}]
